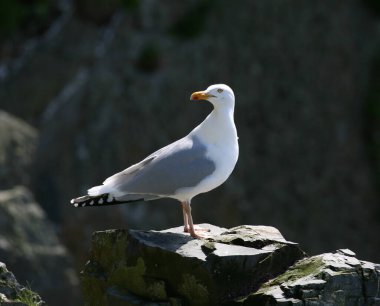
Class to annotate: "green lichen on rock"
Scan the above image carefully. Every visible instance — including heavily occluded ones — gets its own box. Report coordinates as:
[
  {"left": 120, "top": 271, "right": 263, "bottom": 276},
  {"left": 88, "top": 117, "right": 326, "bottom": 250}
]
[
  {"left": 81, "top": 265, "right": 108, "bottom": 306},
  {"left": 0, "top": 262, "right": 45, "bottom": 306},
  {"left": 178, "top": 274, "right": 209, "bottom": 306},
  {"left": 109, "top": 257, "right": 167, "bottom": 300},
  {"left": 83, "top": 229, "right": 174, "bottom": 305},
  {"left": 15, "top": 287, "right": 42, "bottom": 306},
  {"left": 239, "top": 251, "right": 380, "bottom": 305},
  {"left": 109, "top": 260, "right": 145, "bottom": 293},
  {"left": 82, "top": 230, "right": 131, "bottom": 305},
  {"left": 144, "top": 280, "right": 167, "bottom": 301},
  {"left": 263, "top": 256, "right": 325, "bottom": 288},
  {"left": 91, "top": 229, "right": 129, "bottom": 271}
]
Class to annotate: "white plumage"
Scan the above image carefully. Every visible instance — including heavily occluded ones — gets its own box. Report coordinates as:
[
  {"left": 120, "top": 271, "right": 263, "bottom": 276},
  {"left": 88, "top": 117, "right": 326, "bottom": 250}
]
[{"left": 71, "top": 84, "right": 239, "bottom": 238}]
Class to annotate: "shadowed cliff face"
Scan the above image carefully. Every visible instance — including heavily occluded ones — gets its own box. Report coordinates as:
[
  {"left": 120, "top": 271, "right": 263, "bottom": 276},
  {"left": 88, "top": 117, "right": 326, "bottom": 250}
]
[
  {"left": 0, "top": 0, "right": 379, "bottom": 268},
  {"left": 0, "top": 186, "right": 81, "bottom": 305},
  {"left": 0, "top": 111, "right": 37, "bottom": 189},
  {"left": 0, "top": 112, "right": 80, "bottom": 304}
]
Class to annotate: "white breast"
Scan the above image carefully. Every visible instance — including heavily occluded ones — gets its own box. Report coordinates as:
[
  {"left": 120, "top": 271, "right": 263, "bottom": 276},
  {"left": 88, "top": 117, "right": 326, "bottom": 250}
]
[
  {"left": 173, "top": 108, "right": 239, "bottom": 202},
  {"left": 198, "top": 140, "right": 239, "bottom": 192}
]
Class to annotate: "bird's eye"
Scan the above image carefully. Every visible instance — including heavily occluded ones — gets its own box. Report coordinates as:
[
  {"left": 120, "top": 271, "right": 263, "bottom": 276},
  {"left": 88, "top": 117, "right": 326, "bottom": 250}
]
[{"left": 217, "top": 88, "right": 223, "bottom": 93}]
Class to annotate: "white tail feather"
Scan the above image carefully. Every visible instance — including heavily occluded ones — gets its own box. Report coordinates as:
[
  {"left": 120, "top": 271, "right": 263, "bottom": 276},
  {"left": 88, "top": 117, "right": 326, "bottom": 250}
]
[{"left": 88, "top": 185, "right": 108, "bottom": 196}]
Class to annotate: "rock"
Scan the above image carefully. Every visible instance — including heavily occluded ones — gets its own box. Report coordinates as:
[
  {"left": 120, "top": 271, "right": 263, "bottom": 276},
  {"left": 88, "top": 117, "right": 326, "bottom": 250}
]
[
  {"left": 0, "top": 261, "right": 45, "bottom": 305},
  {"left": 0, "top": 187, "right": 81, "bottom": 306},
  {"left": 81, "top": 224, "right": 380, "bottom": 305},
  {"left": 239, "top": 250, "right": 380, "bottom": 305},
  {"left": 0, "top": 111, "right": 37, "bottom": 189},
  {"left": 81, "top": 224, "right": 306, "bottom": 305}
]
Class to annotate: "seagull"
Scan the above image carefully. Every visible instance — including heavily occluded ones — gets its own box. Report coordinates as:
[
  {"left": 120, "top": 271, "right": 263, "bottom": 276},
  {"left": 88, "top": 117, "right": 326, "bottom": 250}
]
[{"left": 70, "top": 84, "right": 239, "bottom": 238}]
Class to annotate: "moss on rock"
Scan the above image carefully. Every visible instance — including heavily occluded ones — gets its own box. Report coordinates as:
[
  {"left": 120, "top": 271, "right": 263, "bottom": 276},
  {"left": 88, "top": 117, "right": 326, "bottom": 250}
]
[
  {"left": 259, "top": 256, "right": 325, "bottom": 290},
  {"left": 178, "top": 274, "right": 209, "bottom": 306},
  {"left": 0, "top": 262, "right": 45, "bottom": 306},
  {"left": 109, "top": 257, "right": 168, "bottom": 300},
  {"left": 240, "top": 251, "right": 380, "bottom": 305},
  {"left": 91, "top": 230, "right": 129, "bottom": 271}
]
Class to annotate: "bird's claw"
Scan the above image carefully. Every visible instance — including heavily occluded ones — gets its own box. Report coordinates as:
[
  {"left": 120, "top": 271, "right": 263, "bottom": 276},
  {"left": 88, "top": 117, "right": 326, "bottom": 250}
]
[
  {"left": 183, "top": 227, "right": 211, "bottom": 239},
  {"left": 184, "top": 225, "right": 211, "bottom": 233}
]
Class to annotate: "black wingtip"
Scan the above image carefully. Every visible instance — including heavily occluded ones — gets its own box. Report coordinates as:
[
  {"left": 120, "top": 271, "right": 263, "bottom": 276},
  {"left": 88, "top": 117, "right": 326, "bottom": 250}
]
[
  {"left": 71, "top": 193, "right": 128, "bottom": 207},
  {"left": 71, "top": 193, "right": 147, "bottom": 207}
]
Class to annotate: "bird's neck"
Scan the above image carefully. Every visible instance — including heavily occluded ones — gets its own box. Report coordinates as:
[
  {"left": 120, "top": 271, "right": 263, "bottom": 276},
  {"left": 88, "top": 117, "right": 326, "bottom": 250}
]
[{"left": 192, "top": 106, "right": 237, "bottom": 144}]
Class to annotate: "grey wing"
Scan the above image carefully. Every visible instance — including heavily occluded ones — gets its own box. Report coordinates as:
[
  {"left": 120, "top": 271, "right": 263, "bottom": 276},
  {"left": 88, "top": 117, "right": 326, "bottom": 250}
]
[{"left": 105, "top": 136, "right": 216, "bottom": 196}]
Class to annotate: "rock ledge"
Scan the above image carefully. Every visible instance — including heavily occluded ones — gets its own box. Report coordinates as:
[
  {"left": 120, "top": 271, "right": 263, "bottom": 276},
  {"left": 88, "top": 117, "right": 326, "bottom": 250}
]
[
  {"left": 245, "top": 249, "right": 380, "bottom": 305},
  {"left": 81, "top": 224, "right": 380, "bottom": 305},
  {"left": 81, "top": 224, "right": 305, "bottom": 305}
]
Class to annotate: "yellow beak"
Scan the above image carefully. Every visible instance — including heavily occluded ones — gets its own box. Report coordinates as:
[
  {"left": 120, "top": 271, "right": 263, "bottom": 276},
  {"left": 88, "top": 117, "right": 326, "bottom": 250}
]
[{"left": 190, "top": 91, "right": 214, "bottom": 101}]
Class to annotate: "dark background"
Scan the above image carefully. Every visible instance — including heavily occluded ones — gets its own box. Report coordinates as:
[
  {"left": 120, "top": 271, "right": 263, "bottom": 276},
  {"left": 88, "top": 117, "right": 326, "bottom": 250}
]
[{"left": 0, "top": 0, "right": 379, "bottom": 305}]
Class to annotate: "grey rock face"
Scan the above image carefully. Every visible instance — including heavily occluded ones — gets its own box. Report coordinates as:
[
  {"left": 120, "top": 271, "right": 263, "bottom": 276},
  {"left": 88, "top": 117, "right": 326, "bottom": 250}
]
[
  {"left": 81, "top": 224, "right": 306, "bottom": 306},
  {"left": 241, "top": 250, "right": 380, "bottom": 306},
  {"left": 0, "top": 261, "right": 44, "bottom": 305},
  {"left": 81, "top": 224, "right": 380, "bottom": 305},
  {"left": 0, "top": 111, "right": 37, "bottom": 189},
  {"left": 0, "top": 186, "right": 80, "bottom": 306}
]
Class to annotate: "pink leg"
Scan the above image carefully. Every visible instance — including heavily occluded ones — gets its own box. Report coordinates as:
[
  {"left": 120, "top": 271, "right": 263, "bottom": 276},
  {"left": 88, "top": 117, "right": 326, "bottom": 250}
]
[
  {"left": 182, "top": 201, "right": 204, "bottom": 239},
  {"left": 182, "top": 202, "right": 189, "bottom": 232}
]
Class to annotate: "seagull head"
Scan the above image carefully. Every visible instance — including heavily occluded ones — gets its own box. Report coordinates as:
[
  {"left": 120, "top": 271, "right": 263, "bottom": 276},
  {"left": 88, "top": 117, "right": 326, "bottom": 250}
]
[{"left": 190, "top": 84, "right": 235, "bottom": 109}]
